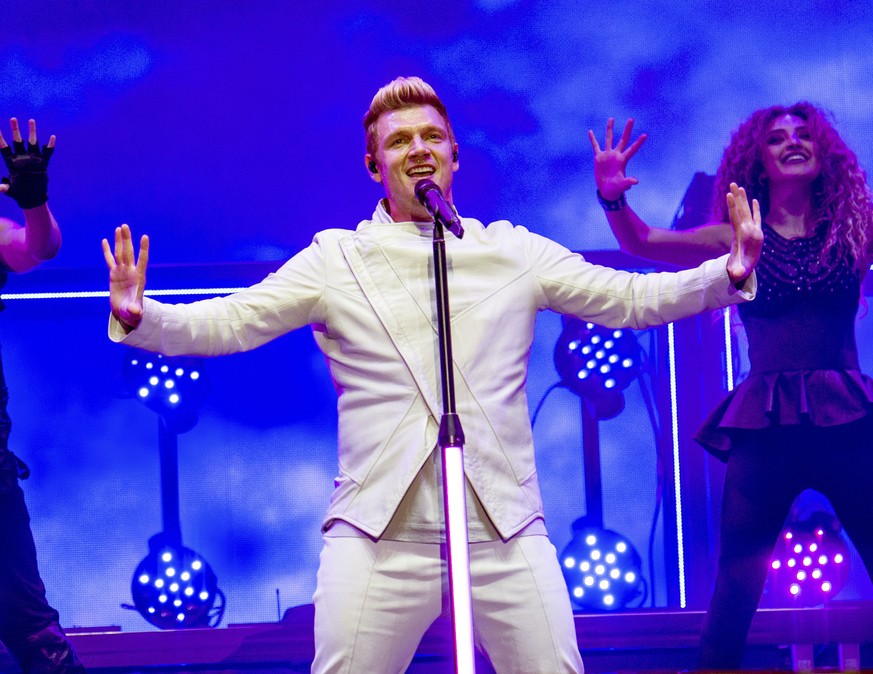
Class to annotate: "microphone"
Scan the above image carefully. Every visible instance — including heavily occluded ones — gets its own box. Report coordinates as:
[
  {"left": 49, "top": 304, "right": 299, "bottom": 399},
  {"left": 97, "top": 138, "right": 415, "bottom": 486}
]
[{"left": 414, "top": 179, "right": 464, "bottom": 239}]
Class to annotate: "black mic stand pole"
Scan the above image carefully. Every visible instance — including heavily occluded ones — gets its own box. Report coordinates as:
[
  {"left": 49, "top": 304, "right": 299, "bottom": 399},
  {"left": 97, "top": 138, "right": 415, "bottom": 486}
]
[{"left": 431, "top": 216, "right": 476, "bottom": 674}]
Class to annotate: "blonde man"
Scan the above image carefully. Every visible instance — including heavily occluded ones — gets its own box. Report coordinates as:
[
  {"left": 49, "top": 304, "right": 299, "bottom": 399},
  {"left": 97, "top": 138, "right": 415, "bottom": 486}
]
[{"left": 105, "top": 76, "right": 761, "bottom": 673}]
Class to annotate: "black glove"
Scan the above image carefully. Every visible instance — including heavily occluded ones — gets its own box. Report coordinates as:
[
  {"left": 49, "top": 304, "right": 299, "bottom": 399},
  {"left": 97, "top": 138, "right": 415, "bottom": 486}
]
[{"left": 1, "top": 138, "right": 53, "bottom": 209}]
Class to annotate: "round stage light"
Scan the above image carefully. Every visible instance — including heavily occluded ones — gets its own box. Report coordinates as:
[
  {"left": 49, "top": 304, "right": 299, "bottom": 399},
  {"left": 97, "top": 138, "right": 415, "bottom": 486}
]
[
  {"left": 764, "top": 510, "right": 850, "bottom": 608},
  {"left": 554, "top": 318, "right": 641, "bottom": 420},
  {"left": 124, "top": 350, "right": 208, "bottom": 433},
  {"left": 560, "top": 522, "right": 644, "bottom": 611},
  {"left": 130, "top": 537, "right": 221, "bottom": 629}
]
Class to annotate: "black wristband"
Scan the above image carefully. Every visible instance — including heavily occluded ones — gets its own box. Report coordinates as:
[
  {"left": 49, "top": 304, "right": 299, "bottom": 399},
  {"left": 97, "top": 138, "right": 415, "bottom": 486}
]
[{"left": 596, "top": 190, "right": 627, "bottom": 211}]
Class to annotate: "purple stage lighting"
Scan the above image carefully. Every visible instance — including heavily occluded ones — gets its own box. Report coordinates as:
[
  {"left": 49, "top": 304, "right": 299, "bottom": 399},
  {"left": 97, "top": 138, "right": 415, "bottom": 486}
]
[{"left": 764, "top": 510, "right": 850, "bottom": 608}]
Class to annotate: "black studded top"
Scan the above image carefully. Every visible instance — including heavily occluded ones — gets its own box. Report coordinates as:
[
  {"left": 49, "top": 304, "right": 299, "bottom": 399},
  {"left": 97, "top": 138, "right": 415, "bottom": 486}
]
[
  {"left": 737, "top": 222, "right": 861, "bottom": 374},
  {"left": 695, "top": 221, "right": 873, "bottom": 452},
  {"left": 695, "top": 220, "right": 873, "bottom": 452}
]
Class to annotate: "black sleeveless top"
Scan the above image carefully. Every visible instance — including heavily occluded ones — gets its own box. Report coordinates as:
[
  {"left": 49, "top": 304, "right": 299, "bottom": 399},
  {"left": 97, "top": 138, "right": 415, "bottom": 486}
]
[
  {"left": 696, "top": 223, "right": 873, "bottom": 456},
  {"left": 0, "top": 265, "right": 31, "bottom": 478}
]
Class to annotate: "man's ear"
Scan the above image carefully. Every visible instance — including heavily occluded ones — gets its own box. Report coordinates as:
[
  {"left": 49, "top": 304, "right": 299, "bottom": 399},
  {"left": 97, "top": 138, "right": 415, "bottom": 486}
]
[{"left": 365, "top": 155, "right": 382, "bottom": 182}]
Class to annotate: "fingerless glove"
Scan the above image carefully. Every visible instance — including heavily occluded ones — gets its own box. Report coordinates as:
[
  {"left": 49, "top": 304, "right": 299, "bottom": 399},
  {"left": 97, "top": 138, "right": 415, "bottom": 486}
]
[{"left": 1, "top": 139, "right": 53, "bottom": 209}]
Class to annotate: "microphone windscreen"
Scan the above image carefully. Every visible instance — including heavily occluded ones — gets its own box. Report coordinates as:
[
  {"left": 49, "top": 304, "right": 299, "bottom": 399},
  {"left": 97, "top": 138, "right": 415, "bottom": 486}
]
[{"left": 414, "top": 178, "right": 438, "bottom": 204}]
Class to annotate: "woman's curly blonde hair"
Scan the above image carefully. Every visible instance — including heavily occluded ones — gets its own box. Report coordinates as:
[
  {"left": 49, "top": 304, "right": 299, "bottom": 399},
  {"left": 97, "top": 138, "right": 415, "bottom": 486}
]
[{"left": 713, "top": 102, "right": 873, "bottom": 271}]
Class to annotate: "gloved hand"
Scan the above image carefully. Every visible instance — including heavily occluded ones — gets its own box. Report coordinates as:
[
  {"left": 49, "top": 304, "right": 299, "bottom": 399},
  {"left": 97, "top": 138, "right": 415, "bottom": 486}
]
[{"left": 1, "top": 137, "right": 53, "bottom": 209}]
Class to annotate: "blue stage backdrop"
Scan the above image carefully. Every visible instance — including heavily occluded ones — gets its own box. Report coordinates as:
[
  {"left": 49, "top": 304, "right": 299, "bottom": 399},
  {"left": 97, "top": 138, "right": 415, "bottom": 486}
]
[{"left": 1, "top": 0, "right": 872, "bottom": 631}]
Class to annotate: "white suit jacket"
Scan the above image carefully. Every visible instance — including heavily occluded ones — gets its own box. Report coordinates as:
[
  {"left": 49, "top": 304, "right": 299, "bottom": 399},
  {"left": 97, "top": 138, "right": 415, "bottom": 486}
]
[{"left": 111, "top": 203, "right": 754, "bottom": 540}]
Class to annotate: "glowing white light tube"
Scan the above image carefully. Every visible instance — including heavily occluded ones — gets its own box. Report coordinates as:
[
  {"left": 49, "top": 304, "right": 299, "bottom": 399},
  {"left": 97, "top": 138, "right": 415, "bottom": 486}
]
[{"left": 442, "top": 443, "right": 476, "bottom": 674}]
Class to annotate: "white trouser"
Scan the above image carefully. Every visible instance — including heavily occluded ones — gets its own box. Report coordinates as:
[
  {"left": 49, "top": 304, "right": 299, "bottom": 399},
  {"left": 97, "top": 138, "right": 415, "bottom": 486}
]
[{"left": 311, "top": 535, "right": 584, "bottom": 674}]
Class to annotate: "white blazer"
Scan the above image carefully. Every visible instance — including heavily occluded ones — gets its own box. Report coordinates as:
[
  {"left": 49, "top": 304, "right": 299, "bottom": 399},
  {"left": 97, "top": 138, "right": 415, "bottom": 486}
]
[{"left": 111, "top": 203, "right": 754, "bottom": 539}]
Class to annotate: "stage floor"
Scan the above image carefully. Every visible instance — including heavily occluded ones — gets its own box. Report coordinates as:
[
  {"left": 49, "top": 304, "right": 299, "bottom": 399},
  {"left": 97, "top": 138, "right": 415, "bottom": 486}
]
[{"left": 2, "top": 602, "right": 872, "bottom": 673}]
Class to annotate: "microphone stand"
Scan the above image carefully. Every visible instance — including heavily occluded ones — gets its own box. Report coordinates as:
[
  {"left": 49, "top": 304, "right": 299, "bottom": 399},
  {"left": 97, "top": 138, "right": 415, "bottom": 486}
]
[{"left": 431, "top": 216, "right": 476, "bottom": 674}]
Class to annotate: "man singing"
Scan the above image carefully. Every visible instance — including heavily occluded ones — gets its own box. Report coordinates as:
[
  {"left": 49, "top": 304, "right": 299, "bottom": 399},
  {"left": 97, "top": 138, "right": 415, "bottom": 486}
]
[{"left": 104, "top": 76, "right": 761, "bottom": 673}]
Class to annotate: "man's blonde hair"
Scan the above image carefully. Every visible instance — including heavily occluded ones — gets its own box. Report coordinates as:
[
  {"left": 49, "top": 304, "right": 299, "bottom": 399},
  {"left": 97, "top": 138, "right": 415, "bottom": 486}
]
[{"left": 363, "top": 76, "right": 455, "bottom": 157}]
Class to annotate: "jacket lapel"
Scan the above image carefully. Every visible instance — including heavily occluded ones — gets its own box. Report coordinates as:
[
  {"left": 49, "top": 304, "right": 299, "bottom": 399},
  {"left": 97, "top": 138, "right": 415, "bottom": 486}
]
[{"left": 340, "top": 236, "right": 443, "bottom": 421}]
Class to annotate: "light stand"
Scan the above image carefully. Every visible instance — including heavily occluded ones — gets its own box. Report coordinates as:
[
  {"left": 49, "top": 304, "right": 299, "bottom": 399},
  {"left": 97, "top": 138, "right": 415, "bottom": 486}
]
[
  {"left": 124, "top": 351, "right": 224, "bottom": 629},
  {"left": 159, "top": 416, "right": 183, "bottom": 545},
  {"left": 554, "top": 320, "right": 645, "bottom": 610},
  {"left": 580, "top": 397, "right": 606, "bottom": 530}
]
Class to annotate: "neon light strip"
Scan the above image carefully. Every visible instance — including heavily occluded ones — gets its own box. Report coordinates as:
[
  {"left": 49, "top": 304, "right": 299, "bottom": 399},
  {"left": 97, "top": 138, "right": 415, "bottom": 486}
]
[
  {"left": 2, "top": 288, "right": 247, "bottom": 300},
  {"left": 723, "top": 308, "right": 734, "bottom": 391},
  {"left": 442, "top": 444, "right": 476, "bottom": 673},
  {"left": 667, "top": 322, "right": 687, "bottom": 608}
]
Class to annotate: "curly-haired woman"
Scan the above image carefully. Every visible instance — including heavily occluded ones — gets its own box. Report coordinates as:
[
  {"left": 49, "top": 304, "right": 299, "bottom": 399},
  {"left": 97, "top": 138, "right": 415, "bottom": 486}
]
[{"left": 590, "top": 104, "right": 873, "bottom": 670}]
